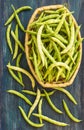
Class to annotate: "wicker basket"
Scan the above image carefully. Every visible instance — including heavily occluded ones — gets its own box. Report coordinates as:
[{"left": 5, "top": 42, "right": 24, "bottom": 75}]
[{"left": 25, "top": 5, "right": 82, "bottom": 88}]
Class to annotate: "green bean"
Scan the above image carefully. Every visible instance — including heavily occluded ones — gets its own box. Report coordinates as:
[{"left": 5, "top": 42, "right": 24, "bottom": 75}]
[
  {"left": 46, "top": 41, "right": 53, "bottom": 54},
  {"left": 28, "top": 89, "right": 41, "bottom": 118},
  {"left": 22, "top": 90, "right": 56, "bottom": 97},
  {"left": 75, "top": 38, "right": 83, "bottom": 51},
  {"left": 27, "top": 30, "right": 37, "bottom": 35},
  {"left": 43, "top": 61, "right": 65, "bottom": 80},
  {"left": 38, "top": 11, "right": 45, "bottom": 21},
  {"left": 7, "top": 90, "right": 32, "bottom": 106},
  {"left": 56, "top": 68, "right": 66, "bottom": 81},
  {"left": 11, "top": 5, "right": 25, "bottom": 32},
  {"left": 16, "top": 53, "right": 22, "bottom": 67},
  {"left": 62, "top": 45, "right": 75, "bottom": 65},
  {"left": 22, "top": 90, "right": 37, "bottom": 96},
  {"left": 29, "top": 21, "right": 38, "bottom": 27},
  {"left": 27, "top": 30, "right": 51, "bottom": 38},
  {"left": 67, "top": 46, "right": 75, "bottom": 64},
  {"left": 69, "top": 14, "right": 72, "bottom": 26},
  {"left": 26, "top": 38, "right": 32, "bottom": 45},
  {"left": 38, "top": 98, "right": 43, "bottom": 124},
  {"left": 46, "top": 25, "right": 68, "bottom": 44},
  {"left": 33, "top": 113, "right": 69, "bottom": 126},
  {"left": 67, "top": 52, "right": 81, "bottom": 80},
  {"left": 19, "top": 106, "right": 44, "bottom": 127},
  {"left": 61, "top": 21, "right": 74, "bottom": 54},
  {"left": 55, "top": 12, "right": 66, "bottom": 34},
  {"left": 75, "top": 25, "right": 81, "bottom": 42},
  {"left": 43, "top": 89, "right": 62, "bottom": 114},
  {"left": 60, "top": 28, "right": 67, "bottom": 34},
  {"left": 8, "top": 67, "right": 24, "bottom": 86},
  {"left": 11, "top": 30, "right": 24, "bottom": 52},
  {"left": 42, "top": 38, "right": 50, "bottom": 43},
  {"left": 31, "top": 35, "right": 42, "bottom": 66},
  {"left": 7, "top": 64, "right": 35, "bottom": 89},
  {"left": 44, "top": 64, "right": 59, "bottom": 79},
  {"left": 31, "top": 47, "right": 40, "bottom": 68},
  {"left": 56, "top": 34, "right": 68, "bottom": 44},
  {"left": 29, "top": 12, "right": 45, "bottom": 27},
  {"left": 55, "top": 88, "right": 77, "bottom": 104},
  {"left": 49, "top": 23, "right": 57, "bottom": 27},
  {"left": 30, "top": 18, "right": 60, "bottom": 27},
  {"left": 44, "top": 7, "right": 65, "bottom": 14},
  {"left": 39, "top": 14, "right": 59, "bottom": 22},
  {"left": 33, "top": 50, "right": 43, "bottom": 81},
  {"left": 42, "top": 44, "right": 70, "bottom": 70},
  {"left": 52, "top": 41, "right": 61, "bottom": 61},
  {"left": 62, "top": 45, "right": 75, "bottom": 64},
  {"left": 56, "top": 56, "right": 72, "bottom": 81},
  {"left": 13, "top": 24, "right": 19, "bottom": 60},
  {"left": 51, "top": 37, "right": 66, "bottom": 49},
  {"left": 66, "top": 52, "right": 78, "bottom": 80},
  {"left": 7, "top": 62, "right": 24, "bottom": 87},
  {"left": 5, "top": 6, "right": 32, "bottom": 26},
  {"left": 63, "top": 100, "right": 81, "bottom": 122},
  {"left": 47, "top": 71, "right": 55, "bottom": 82},
  {"left": 36, "top": 19, "right": 60, "bottom": 25},
  {"left": 47, "top": 69, "right": 58, "bottom": 82},
  {"left": 37, "top": 25, "right": 47, "bottom": 67},
  {"left": 64, "top": 20, "right": 70, "bottom": 40},
  {"left": 16, "top": 53, "right": 23, "bottom": 83},
  {"left": 6, "top": 24, "right": 13, "bottom": 54}
]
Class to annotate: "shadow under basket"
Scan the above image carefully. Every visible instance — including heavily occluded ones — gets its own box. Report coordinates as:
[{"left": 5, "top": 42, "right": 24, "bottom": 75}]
[{"left": 25, "top": 5, "right": 82, "bottom": 88}]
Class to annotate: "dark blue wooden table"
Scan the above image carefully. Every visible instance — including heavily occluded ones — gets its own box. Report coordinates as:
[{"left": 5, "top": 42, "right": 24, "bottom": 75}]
[{"left": 0, "top": 0, "right": 84, "bottom": 130}]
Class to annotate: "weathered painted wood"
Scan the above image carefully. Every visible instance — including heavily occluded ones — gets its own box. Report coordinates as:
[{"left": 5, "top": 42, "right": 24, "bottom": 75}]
[{"left": 0, "top": 0, "right": 84, "bottom": 130}]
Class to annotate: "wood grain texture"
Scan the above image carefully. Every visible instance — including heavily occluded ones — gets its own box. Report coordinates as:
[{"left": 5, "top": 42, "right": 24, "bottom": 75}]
[{"left": 0, "top": 0, "right": 84, "bottom": 130}]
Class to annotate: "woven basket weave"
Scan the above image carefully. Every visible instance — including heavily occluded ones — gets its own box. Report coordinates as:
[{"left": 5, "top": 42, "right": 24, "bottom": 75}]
[{"left": 25, "top": 5, "right": 82, "bottom": 88}]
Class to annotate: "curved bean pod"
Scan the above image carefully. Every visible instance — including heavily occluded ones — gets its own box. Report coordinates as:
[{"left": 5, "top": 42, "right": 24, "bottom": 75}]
[
  {"left": 33, "top": 50, "right": 43, "bottom": 81},
  {"left": 51, "top": 37, "right": 66, "bottom": 49},
  {"left": 46, "top": 25, "right": 68, "bottom": 44},
  {"left": 64, "top": 20, "right": 70, "bottom": 40},
  {"left": 7, "top": 90, "right": 32, "bottom": 106},
  {"left": 39, "top": 14, "right": 59, "bottom": 22},
  {"left": 7, "top": 64, "right": 35, "bottom": 89},
  {"left": 5, "top": 6, "right": 32, "bottom": 26},
  {"left": 6, "top": 24, "right": 13, "bottom": 54},
  {"left": 28, "top": 89, "right": 41, "bottom": 118},
  {"left": 13, "top": 24, "right": 19, "bottom": 60},
  {"left": 43, "top": 89, "right": 62, "bottom": 114},
  {"left": 19, "top": 106, "right": 44, "bottom": 128},
  {"left": 11, "top": 30, "right": 24, "bottom": 52},
  {"left": 33, "top": 113, "right": 69, "bottom": 126},
  {"left": 7, "top": 62, "right": 24, "bottom": 87},
  {"left": 16, "top": 53, "right": 23, "bottom": 82},
  {"left": 55, "top": 12, "right": 66, "bottom": 34},
  {"left": 44, "top": 6, "right": 65, "bottom": 14},
  {"left": 55, "top": 88, "right": 77, "bottom": 105},
  {"left": 11, "top": 5, "right": 26, "bottom": 32},
  {"left": 61, "top": 21, "right": 74, "bottom": 54},
  {"left": 37, "top": 25, "right": 47, "bottom": 67},
  {"left": 38, "top": 98, "right": 43, "bottom": 124},
  {"left": 37, "top": 19, "right": 60, "bottom": 25},
  {"left": 42, "top": 45, "right": 70, "bottom": 70},
  {"left": 63, "top": 100, "right": 81, "bottom": 122},
  {"left": 22, "top": 90, "right": 55, "bottom": 97}
]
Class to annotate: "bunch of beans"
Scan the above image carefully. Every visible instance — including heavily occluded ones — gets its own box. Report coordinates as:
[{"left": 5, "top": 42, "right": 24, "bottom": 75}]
[
  {"left": 5, "top": 5, "right": 82, "bottom": 128},
  {"left": 28, "top": 6, "right": 82, "bottom": 83}
]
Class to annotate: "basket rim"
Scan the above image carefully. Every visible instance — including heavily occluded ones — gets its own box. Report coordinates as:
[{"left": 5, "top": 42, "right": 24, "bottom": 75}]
[{"left": 25, "top": 4, "right": 82, "bottom": 88}]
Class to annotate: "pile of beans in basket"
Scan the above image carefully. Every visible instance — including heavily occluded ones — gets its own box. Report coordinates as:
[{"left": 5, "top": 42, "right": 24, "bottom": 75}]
[{"left": 27, "top": 6, "right": 82, "bottom": 84}]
